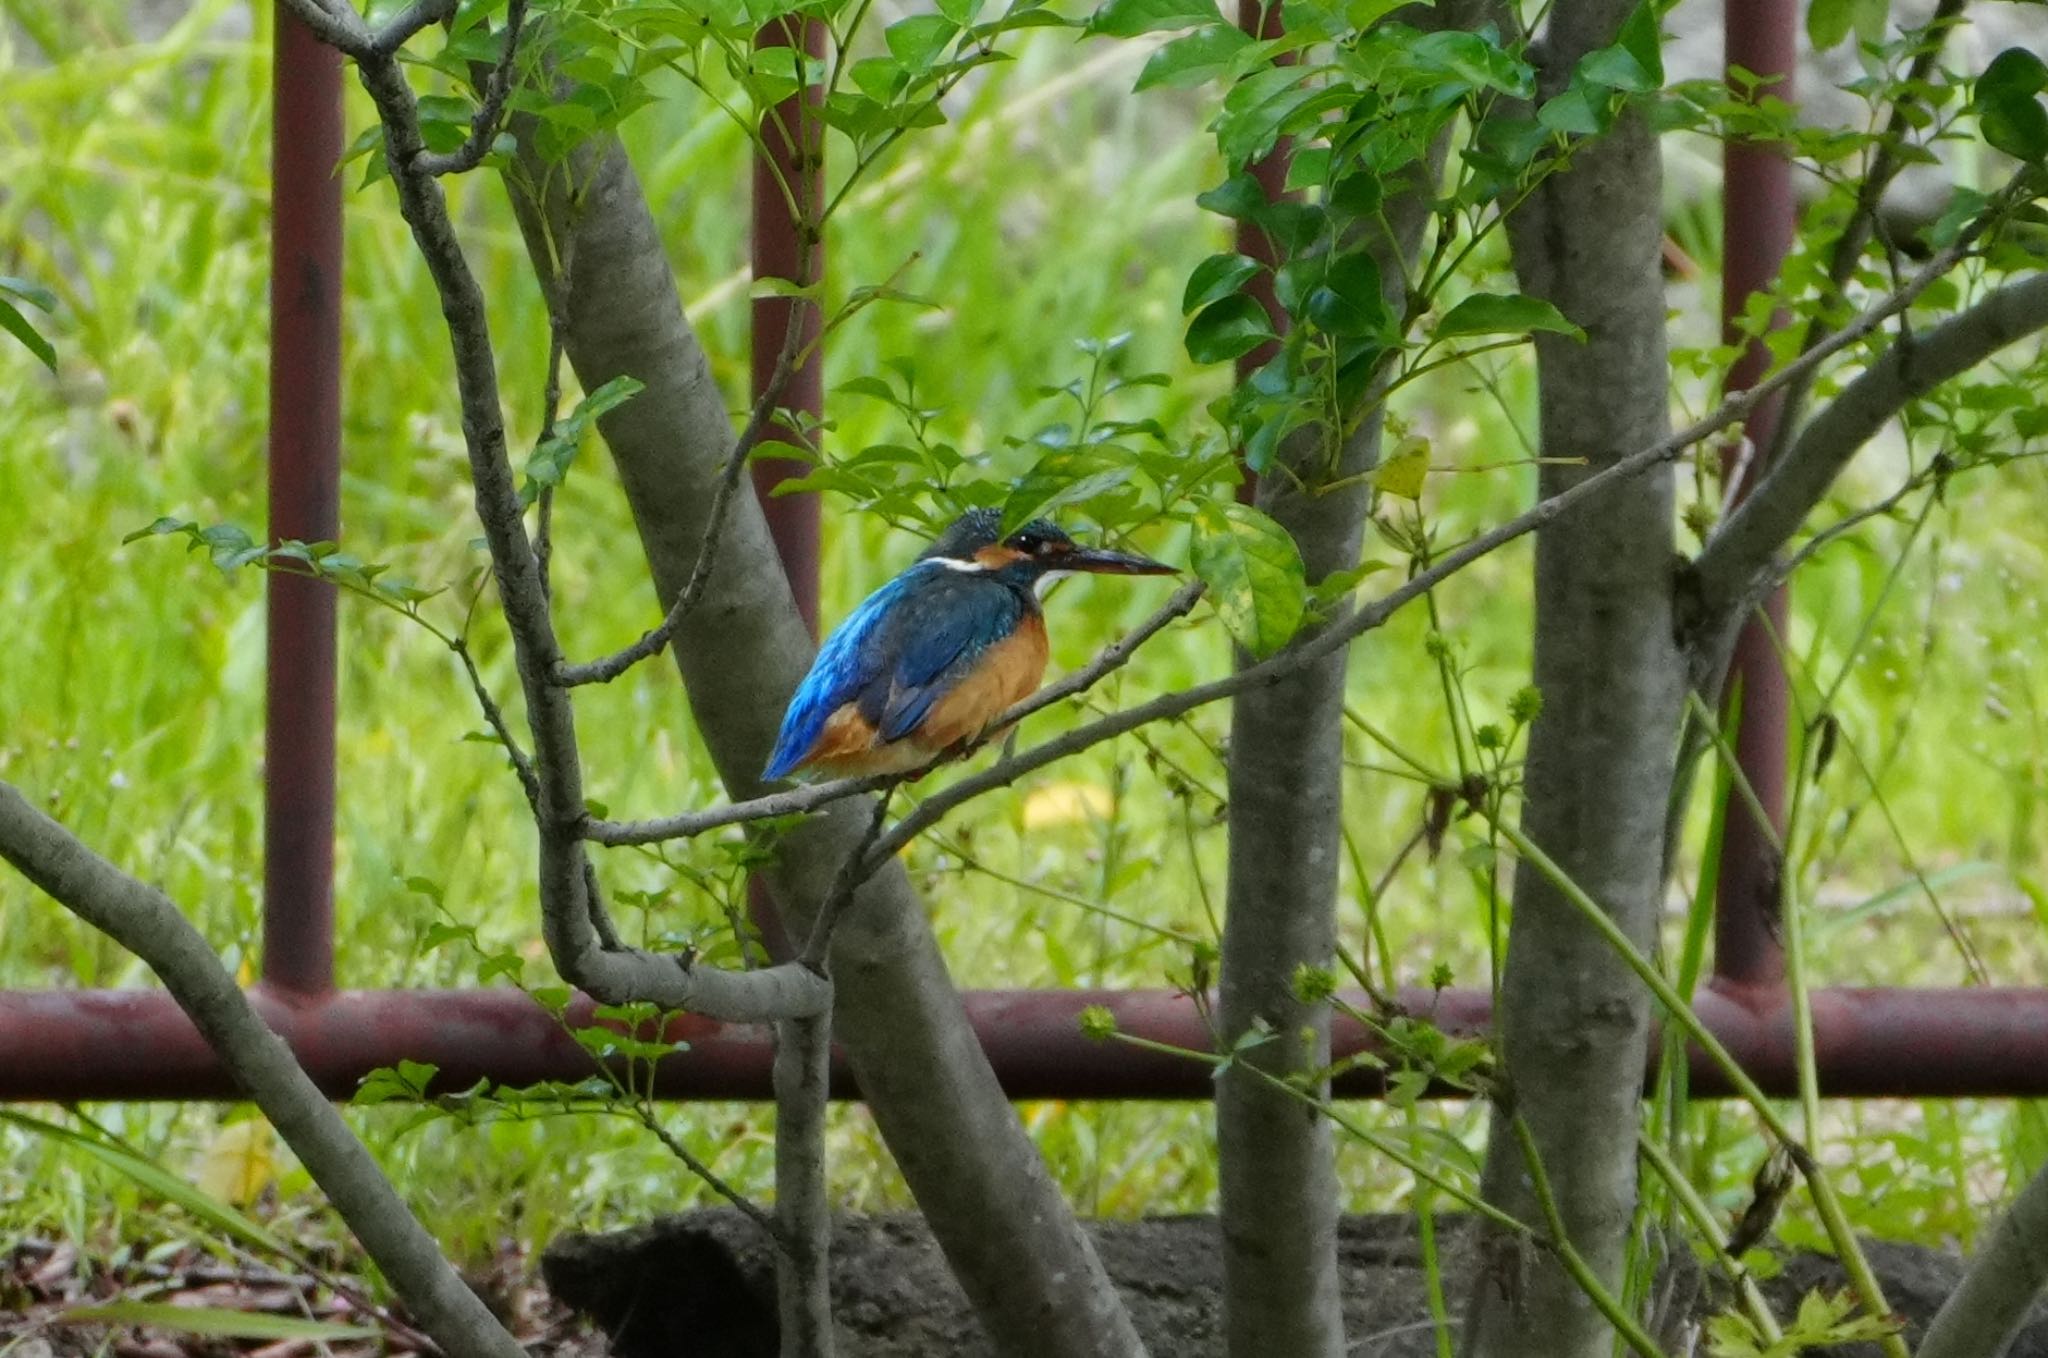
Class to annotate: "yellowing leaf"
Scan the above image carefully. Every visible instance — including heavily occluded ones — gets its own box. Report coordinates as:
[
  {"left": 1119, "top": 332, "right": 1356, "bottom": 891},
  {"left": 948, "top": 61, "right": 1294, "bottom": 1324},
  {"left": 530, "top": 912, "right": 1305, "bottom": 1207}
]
[
  {"left": 1374, "top": 438, "right": 1430, "bottom": 500},
  {"left": 1190, "top": 501, "right": 1307, "bottom": 658},
  {"left": 1021, "top": 781, "right": 1113, "bottom": 829},
  {"left": 192, "top": 1119, "right": 275, "bottom": 1208}
]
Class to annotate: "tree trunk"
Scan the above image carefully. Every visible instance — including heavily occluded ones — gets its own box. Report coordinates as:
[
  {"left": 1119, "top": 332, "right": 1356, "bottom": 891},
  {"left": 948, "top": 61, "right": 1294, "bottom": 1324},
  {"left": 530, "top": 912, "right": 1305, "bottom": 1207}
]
[
  {"left": 501, "top": 133, "right": 1147, "bottom": 1358},
  {"left": 1215, "top": 433, "right": 1369, "bottom": 1358},
  {"left": 1215, "top": 149, "right": 1446, "bottom": 1358},
  {"left": 1462, "top": 9, "right": 1681, "bottom": 1355}
]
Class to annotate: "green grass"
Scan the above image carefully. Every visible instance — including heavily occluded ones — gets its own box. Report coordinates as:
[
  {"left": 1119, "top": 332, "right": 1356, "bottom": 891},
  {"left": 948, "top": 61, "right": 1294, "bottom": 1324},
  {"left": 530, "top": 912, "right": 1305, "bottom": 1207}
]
[{"left": 4, "top": 0, "right": 2048, "bottom": 1291}]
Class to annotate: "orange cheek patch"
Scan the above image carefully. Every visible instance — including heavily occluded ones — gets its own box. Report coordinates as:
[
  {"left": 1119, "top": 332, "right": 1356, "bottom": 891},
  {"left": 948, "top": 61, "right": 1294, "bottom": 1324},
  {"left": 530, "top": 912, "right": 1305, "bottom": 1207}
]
[{"left": 972, "top": 544, "right": 1029, "bottom": 569}]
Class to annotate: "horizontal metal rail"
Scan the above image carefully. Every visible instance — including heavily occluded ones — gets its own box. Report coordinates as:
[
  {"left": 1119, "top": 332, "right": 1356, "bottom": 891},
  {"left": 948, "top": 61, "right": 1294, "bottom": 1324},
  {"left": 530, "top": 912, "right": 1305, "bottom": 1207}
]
[{"left": 3, "top": 985, "right": 2044, "bottom": 1102}]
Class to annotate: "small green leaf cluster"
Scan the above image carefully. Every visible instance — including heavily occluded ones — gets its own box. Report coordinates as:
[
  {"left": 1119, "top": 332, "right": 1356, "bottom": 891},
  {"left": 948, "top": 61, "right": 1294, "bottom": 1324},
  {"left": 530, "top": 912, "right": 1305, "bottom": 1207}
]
[
  {"left": 124, "top": 518, "right": 443, "bottom": 612},
  {"left": 523, "top": 375, "right": 645, "bottom": 506},
  {"left": 1705, "top": 1288, "right": 1898, "bottom": 1358}
]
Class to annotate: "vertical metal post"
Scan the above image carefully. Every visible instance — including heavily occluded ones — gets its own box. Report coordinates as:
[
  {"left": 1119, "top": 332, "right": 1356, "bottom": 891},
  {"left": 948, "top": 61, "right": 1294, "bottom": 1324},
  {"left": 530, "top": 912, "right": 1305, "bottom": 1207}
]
[
  {"left": 749, "top": 18, "right": 827, "bottom": 960},
  {"left": 750, "top": 17, "right": 826, "bottom": 634},
  {"left": 1233, "top": 0, "right": 1288, "bottom": 505},
  {"left": 1714, "top": 0, "right": 1797, "bottom": 993},
  {"left": 263, "top": 4, "right": 344, "bottom": 998}
]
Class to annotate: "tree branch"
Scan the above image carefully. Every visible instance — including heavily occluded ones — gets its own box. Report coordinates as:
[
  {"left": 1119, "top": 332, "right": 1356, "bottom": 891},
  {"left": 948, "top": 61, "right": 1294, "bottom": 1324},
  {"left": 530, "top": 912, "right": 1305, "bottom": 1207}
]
[
  {"left": 413, "top": 0, "right": 528, "bottom": 177},
  {"left": 0, "top": 783, "right": 525, "bottom": 1358},
  {"left": 368, "top": 0, "right": 456, "bottom": 56},
  {"left": 1691, "top": 269, "right": 2048, "bottom": 622},
  {"left": 551, "top": 295, "right": 815, "bottom": 688},
  {"left": 276, "top": 0, "right": 372, "bottom": 57},
  {"left": 581, "top": 577, "right": 1205, "bottom": 847},
  {"left": 1917, "top": 1158, "right": 2048, "bottom": 1358},
  {"left": 354, "top": 53, "right": 831, "bottom": 1024}
]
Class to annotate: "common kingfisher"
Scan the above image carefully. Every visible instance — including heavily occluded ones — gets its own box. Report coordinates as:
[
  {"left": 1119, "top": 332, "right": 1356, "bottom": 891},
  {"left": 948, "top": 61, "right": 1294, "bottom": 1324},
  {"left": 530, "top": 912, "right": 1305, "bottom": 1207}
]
[{"left": 763, "top": 509, "right": 1175, "bottom": 781}]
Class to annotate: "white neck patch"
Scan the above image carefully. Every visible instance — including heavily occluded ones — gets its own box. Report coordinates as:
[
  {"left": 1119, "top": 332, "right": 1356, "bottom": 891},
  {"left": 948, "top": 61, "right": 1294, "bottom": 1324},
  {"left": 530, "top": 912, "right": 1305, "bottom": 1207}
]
[{"left": 1034, "top": 569, "right": 1072, "bottom": 598}]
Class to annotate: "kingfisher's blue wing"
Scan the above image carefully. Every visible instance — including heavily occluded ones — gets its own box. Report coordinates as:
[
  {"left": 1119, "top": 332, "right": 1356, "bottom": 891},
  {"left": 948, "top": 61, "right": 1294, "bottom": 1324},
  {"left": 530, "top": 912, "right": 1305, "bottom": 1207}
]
[
  {"left": 761, "top": 571, "right": 915, "bottom": 780},
  {"left": 762, "top": 565, "right": 1027, "bottom": 779}
]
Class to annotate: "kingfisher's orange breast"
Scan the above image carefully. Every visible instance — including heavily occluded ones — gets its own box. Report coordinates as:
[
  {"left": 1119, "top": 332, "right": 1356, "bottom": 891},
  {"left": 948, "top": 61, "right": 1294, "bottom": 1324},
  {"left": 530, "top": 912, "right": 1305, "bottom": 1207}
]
[
  {"left": 916, "top": 613, "right": 1049, "bottom": 753},
  {"left": 788, "top": 613, "right": 1049, "bottom": 780}
]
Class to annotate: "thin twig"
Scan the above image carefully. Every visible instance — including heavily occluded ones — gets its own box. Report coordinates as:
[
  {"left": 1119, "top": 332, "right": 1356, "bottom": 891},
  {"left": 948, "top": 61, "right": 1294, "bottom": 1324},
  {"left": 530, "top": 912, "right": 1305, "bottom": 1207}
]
[
  {"left": 368, "top": 0, "right": 456, "bottom": 56},
  {"left": 452, "top": 636, "right": 540, "bottom": 811},
  {"left": 799, "top": 785, "right": 897, "bottom": 970},
  {"left": 414, "top": 0, "right": 529, "bottom": 177},
  {"left": 553, "top": 304, "right": 815, "bottom": 687},
  {"left": 277, "top": 0, "right": 373, "bottom": 56},
  {"left": 639, "top": 1111, "right": 786, "bottom": 1245},
  {"left": 582, "top": 577, "right": 1206, "bottom": 846},
  {"left": 561, "top": 256, "right": 823, "bottom": 692}
]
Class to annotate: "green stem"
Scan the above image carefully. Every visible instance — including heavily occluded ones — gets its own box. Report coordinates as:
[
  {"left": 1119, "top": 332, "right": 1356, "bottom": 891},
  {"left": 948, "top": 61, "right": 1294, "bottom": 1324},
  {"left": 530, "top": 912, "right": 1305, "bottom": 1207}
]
[
  {"left": 1508, "top": 1114, "right": 1672, "bottom": 1358},
  {"left": 1635, "top": 1132, "right": 1782, "bottom": 1344},
  {"left": 1489, "top": 818, "right": 1907, "bottom": 1357}
]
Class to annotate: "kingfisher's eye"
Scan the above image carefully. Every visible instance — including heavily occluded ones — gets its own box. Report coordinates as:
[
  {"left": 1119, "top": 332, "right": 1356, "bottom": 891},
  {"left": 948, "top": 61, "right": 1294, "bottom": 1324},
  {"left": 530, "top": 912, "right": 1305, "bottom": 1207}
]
[{"left": 1012, "top": 531, "right": 1043, "bottom": 553}]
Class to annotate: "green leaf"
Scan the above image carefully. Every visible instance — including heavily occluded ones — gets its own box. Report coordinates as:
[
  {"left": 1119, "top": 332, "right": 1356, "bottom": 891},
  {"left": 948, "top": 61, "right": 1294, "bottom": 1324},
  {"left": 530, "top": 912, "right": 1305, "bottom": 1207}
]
[
  {"left": 1982, "top": 92, "right": 2048, "bottom": 162},
  {"left": 524, "top": 375, "right": 645, "bottom": 505},
  {"left": 1182, "top": 252, "right": 1265, "bottom": 313},
  {"left": 1087, "top": 0, "right": 1223, "bottom": 37},
  {"left": 59, "top": 1303, "right": 376, "bottom": 1342},
  {"left": 1001, "top": 448, "right": 1134, "bottom": 532},
  {"left": 1195, "top": 172, "right": 1270, "bottom": 220},
  {"left": 1216, "top": 65, "right": 1323, "bottom": 166},
  {"left": 1977, "top": 49, "right": 2048, "bottom": 161},
  {"left": 885, "top": 14, "right": 958, "bottom": 69},
  {"left": 0, "top": 294, "right": 55, "bottom": 372},
  {"left": 1135, "top": 24, "right": 1251, "bottom": 90},
  {"left": 1807, "top": 0, "right": 1887, "bottom": 51},
  {"left": 0, "top": 274, "right": 58, "bottom": 312},
  {"left": 1537, "top": 78, "right": 1607, "bottom": 134},
  {"left": 1185, "top": 294, "right": 1276, "bottom": 364},
  {"left": 1190, "top": 501, "right": 1306, "bottom": 657},
  {"left": 1982, "top": 47, "right": 2048, "bottom": 103},
  {"left": 0, "top": 1111, "right": 291, "bottom": 1258},
  {"left": 1305, "top": 252, "right": 1387, "bottom": 338},
  {"left": 1614, "top": 0, "right": 1665, "bottom": 85},
  {"left": 1436, "top": 292, "right": 1585, "bottom": 341}
]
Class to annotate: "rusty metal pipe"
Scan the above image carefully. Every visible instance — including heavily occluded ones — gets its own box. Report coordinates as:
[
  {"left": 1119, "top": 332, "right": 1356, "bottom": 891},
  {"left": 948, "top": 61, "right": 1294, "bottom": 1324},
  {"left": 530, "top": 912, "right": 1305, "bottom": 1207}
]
[
  {"left": 6, "top": 987, "right": 2048, "bottom": 1102},
  {"left": 1712, "top": 0, "right": 1799, "bottom": 990},
  {"left": 1231, "top": 0, "right": 1289, "bottom": 505},
  {"left": 263, "top": 3, "right": 346, "bottom": 999},
  {"left": 749, "top": 16, "right": 826, "bottom": 634}
]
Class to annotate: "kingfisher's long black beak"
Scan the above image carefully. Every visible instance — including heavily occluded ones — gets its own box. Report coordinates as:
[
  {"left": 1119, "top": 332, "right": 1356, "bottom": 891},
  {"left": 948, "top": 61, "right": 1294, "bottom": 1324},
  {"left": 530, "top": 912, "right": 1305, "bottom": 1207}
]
[{"left": 1064, "top": 546, "right": 1177, "bottom": 575}]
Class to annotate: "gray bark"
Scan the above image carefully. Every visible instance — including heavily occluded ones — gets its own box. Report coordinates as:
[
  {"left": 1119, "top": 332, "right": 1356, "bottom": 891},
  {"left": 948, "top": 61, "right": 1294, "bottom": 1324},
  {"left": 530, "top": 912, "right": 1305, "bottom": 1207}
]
[
  {"left": 0, "top": 784, "right": 525, "bottom": 1358},
  {"left": 1920, "top": 1160, "right": 2048, "bottom": 1358},
  {"left": 1215, "top": 436, "right": 1370, "bottom": 1358},
  {"left": 502, "top": 132, "right": 1147, "bottom": 1358},
  {"left": 776, "top": 1013, "right": 835, "bottom": 1358},
  {"left": 1463, "top": 6, "right": 1681, "bottom": 1355},
  {"left": 1214, "top": 165, "right": 1444, "bottom": 1358}
]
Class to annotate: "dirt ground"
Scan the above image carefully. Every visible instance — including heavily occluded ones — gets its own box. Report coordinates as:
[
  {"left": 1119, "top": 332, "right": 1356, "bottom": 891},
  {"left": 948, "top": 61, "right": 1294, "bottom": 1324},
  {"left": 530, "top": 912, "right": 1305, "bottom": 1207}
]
[
  {"left": 10, "top": 1211, "right": 2047, "bottom": 1356},
  {"left": 541, "top": 1211, "right": 2048, "bottom": 1357}
]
